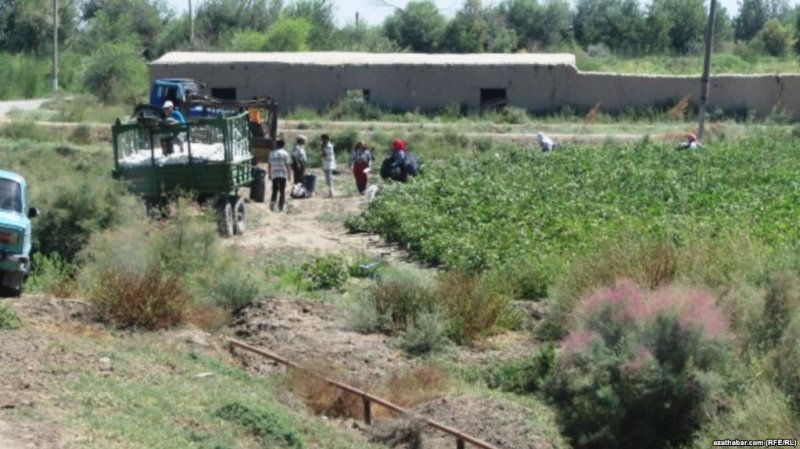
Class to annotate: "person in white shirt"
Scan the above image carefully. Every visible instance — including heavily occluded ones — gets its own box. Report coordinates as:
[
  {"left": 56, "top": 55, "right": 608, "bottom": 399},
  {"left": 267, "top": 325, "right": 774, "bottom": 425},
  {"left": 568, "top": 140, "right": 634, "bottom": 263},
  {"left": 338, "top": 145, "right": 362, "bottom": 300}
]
[
  {"left": 268, "top": 139, "right": 292, "bottom": 212},
  {"left": 320, "top": 134, "right": 336, "bottom": 198},
  {"left": 537, "top": 132, "right": 555, "bottom": 152},
  {"left": 291, "top": 135, "right": 308, "bottom": 187}
]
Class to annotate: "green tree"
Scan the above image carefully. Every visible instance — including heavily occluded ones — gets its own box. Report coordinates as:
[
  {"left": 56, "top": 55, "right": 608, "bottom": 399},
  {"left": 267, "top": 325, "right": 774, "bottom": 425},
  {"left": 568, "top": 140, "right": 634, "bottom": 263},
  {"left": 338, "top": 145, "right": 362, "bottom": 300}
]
[
  {"left": 714, "top": 5, "right": 734, "bottom": 51},
  {"left": 333, "top": 22, "right": 398, "bottom": 52},
  {"left": 442, "top": 0, "right": 489, "bottom": 52},
  {"left": 264, "top": 17, "right": 312, "bottom": 51},
  {"left": 81, "top": 0, "right": 170, "bottom": 57},
  {"left": 574, "top": 0, "right": 647, "bottom": 53},
  {"left": 285, "top": 0, "right": 333, "bottom": 49},
  {"left": 756, "top": 18, "right": 792, "bottom": 55},
  {"left": 496, "top": 0, "right": 572, "bottom": 49},
  {"left": 647, "top": 0, "right": 706, "bottom": 53},
  {"left": 383, "top": 0, "right": 446, "bottom": 52},
  {"left": 81, "top": 41, "right": 148, "bottom": 104},
  {"left": 0, "top": 0, "right": 77, "bottom": 54},
  {"left": 195, "top": 0, "right": 282, "bottom": 45},
  {"left": 226, "top": 29, "right": 269, "bottom": 51},
  {"left": 734, "top": 0, "right": 787, "bottom": 41}
]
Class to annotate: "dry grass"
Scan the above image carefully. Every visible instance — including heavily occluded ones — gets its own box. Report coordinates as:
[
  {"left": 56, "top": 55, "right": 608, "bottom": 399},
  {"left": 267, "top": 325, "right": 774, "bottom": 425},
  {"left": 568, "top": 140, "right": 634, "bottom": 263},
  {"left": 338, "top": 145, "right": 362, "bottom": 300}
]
[
  {"left": 286, "top": 363, "right": 449, "bottom": 422},
  {"left": 184, "top": 304, "right": 231, "bottom": 332},
  {"left": 89, "top": 264, "right": 189, "bottom": 330},
  {"left": 668, "top": 95, "right": 691, "bottom": 121},
  {"left": 436, "top": 271, "right": 513, "bottom": 344}
]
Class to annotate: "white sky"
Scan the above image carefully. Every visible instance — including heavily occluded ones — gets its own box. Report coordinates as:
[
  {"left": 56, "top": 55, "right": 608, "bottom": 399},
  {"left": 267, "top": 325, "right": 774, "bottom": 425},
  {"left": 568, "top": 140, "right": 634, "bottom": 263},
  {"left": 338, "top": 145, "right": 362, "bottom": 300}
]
[{"left": 164, "top": 0, "right": 777, "bottom": 26}]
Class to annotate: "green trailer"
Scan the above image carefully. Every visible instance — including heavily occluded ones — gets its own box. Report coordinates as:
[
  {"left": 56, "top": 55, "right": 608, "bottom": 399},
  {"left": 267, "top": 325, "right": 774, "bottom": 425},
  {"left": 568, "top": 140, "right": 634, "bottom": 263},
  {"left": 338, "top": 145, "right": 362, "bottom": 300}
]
[{"left": 112, "top": 112, "right": 254, "bottom": 236}]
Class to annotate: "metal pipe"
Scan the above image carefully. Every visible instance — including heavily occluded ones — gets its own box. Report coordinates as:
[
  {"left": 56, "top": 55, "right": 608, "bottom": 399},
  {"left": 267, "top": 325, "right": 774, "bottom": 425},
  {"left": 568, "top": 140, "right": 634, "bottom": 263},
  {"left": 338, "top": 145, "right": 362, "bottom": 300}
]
[
  {"left": 228, "top": 339, "right": 501, "bottom": 449},
  {"left": 52, "top": 0, "right": 58, "bottom": 91}
]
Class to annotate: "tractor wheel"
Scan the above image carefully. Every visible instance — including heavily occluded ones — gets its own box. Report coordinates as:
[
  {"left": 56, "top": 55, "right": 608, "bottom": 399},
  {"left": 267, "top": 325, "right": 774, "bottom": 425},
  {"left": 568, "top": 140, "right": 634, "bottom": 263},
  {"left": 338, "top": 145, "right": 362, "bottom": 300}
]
[
  {"left": 217, "top": 196, "right": 234, "bottom": 237},
  {"left": 232, "top": 196, "right": 246, "bottom": 236}
]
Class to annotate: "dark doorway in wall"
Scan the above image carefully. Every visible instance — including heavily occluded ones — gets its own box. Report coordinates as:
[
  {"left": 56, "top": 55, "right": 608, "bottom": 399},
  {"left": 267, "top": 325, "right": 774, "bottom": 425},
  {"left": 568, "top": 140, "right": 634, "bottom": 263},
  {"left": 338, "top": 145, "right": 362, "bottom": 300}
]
[
  {"left": 480, "top": 88, "right": 507, "bottom": 110},
  {"left": 211, "top": 87, "right": 237, "bottom": 100}
]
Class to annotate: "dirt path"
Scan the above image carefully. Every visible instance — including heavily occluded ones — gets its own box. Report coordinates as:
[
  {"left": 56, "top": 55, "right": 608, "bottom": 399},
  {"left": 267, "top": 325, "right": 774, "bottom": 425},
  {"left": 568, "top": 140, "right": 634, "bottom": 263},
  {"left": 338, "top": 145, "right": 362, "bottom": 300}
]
[{"left": 0, "top": 99, "right": 47, "bottom": 118}]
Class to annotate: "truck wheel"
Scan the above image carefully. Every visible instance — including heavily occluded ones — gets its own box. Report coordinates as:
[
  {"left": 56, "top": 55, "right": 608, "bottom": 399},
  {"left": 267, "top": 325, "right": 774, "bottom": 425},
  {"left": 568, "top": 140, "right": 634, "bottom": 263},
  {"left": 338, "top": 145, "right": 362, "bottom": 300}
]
[
  {"left": 217, "top": 196, "right": 234, "bottom": 237},
  {"left": 232, "top": 196, "right": 246, "bottom": 235}
]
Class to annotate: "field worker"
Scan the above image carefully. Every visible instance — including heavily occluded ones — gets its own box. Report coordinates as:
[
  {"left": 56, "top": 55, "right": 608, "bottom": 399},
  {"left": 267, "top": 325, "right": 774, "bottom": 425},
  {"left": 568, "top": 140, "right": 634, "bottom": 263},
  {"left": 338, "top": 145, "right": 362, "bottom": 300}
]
[
  {"left": 537, "top": 132, "right": 555, "bottom": 152},
  {"left": 268, "top": 139, "right": 292, "bottom": 212},
  {"left": 160, "top": 100, "right": 186, "bottom": 155},
  {"left": 291, "top": 135, "right": 308, "bottom": 188},
  {"left": 681, "top": 133, "right": 702, "bottom": 150},
  {"left": 384, "top": 138, "right": 410, "bottom": 182},
  {"left": 321, "top": 134, "right": 336, "bottom": 198},
  {"left": 348, "top": 141, "right": 373, "bottom": 194}
]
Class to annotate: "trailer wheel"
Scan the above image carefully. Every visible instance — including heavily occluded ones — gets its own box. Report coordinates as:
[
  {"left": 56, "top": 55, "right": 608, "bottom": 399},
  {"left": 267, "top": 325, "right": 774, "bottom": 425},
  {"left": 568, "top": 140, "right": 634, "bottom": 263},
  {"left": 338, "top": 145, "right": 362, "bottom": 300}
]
[
  {"left": 232, "top": 196, "right": 246, "bottom": 235},
  {"left": 217, "top": 196, "right": 234, "bottom": 237}
]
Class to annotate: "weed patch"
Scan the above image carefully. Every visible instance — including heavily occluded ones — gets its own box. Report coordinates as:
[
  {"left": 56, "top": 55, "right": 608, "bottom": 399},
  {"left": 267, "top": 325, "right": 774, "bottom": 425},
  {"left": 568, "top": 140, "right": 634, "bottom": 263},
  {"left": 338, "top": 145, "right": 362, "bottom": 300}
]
[
  {"left": 215, "top": 403, "right": 305, "bottom": 449},
  {"left": 0, "top": 303, "right": 21, "bottom": 330}
]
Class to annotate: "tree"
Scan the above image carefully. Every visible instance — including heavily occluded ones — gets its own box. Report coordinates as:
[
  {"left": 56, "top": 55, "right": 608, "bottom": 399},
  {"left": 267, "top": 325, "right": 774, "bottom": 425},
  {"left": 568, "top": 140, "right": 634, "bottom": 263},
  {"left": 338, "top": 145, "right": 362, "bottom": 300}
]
[
  {"left": 442, "top": 0, "right": 489, "bottom": 52},
  {"left": 713, "top": 6, "right": 734, "bottom": 51},
  {"left": 0, "top": 0, "right": 77, "bottom": 54},
  {"left": 80, "top": 0, "right": 167, "bottom": 59},
  {"left": 81, "top": 41, "right": 148, "bottom": 104},
  {"left": 574, "top": 0, "right": 647, "bottom": 54},
  {"left": 284, "top": 0, "right": 333, "bottom": 49},
  {"left": 195, "top": 0, "right": 282, "bottom": 45},
  {"left": 647, "top": 0, "right": 706, "bottom": 53},
  {"left": 383, "top": 0, "right": 446, "bottom": 52},
  {"left": 734, "top": 0, "right": 787, "bottom": 41},
  {"left": 264, "top": 17, "right": 312, "bottom": 51},
  {"left": 756, "top": 18, "right": 792, "bottom": 55}
]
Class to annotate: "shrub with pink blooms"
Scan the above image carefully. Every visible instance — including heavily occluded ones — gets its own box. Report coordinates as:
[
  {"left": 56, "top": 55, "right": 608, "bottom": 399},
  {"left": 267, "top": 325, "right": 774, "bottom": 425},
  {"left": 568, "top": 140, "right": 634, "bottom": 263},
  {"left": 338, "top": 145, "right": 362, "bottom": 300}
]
[{"left": 545, "top": 280, "right": 732, "bottom": 449}]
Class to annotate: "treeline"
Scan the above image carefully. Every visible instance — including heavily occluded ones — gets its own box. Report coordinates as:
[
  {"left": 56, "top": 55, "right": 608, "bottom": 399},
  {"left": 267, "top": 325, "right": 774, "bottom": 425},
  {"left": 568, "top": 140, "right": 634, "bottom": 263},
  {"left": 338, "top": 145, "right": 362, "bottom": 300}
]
[{"left": 1, "top": 0, "right": 799, "bottom": 102}]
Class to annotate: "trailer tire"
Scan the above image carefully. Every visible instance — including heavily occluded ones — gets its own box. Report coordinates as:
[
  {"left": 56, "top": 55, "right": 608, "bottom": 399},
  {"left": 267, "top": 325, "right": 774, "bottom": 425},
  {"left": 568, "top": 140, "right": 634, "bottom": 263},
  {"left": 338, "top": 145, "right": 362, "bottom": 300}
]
[
  {"left": 232, "top": 196, "right": 246, "bottom": 235},
  {"left": 217, "top": 197, "right": 234, "bottom": 237}
]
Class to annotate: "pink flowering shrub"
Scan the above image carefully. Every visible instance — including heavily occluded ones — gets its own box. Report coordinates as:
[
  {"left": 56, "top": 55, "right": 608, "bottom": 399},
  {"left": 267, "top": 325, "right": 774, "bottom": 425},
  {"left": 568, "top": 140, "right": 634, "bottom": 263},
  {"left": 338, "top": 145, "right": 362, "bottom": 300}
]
[{"left": 546, "top": 280, "right": 732, "bottom": 449}]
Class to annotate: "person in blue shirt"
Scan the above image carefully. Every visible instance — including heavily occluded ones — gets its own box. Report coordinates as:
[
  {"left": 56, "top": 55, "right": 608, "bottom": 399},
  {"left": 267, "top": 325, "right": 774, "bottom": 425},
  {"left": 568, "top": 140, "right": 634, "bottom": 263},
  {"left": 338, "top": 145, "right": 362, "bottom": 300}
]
[{"left": 160, "top": 100, "right": 185, "bottom": 155}]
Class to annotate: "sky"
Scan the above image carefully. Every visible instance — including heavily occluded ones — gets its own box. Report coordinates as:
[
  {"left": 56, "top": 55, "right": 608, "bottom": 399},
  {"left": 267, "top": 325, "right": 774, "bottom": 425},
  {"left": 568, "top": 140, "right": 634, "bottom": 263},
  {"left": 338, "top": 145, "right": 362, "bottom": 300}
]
[{"left": 163, "top": 0, "right": 782, "bottom": 26}]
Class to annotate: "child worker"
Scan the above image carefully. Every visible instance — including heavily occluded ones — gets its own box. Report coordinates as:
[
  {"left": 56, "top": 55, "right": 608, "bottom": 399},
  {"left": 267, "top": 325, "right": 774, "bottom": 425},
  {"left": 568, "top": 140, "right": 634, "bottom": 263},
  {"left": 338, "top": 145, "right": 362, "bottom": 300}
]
[{"left": 348, "top": 141, "right": 373, "bottom": 195}]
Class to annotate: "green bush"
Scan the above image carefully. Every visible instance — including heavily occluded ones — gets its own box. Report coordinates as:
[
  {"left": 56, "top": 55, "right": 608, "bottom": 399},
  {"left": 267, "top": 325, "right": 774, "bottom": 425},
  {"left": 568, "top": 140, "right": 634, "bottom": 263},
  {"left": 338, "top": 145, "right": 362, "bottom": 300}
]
[
  {"left": 0, "top": 303, "right": 22, "bottom": 330},
  {"left": 215, "top": 402, "right": 305, "bottom": 449},
  {"left": 81, "top": 42, "right": 148, "bottom": 104},
  {"left": 768, "top": 311, "right": 800, "bottom": 409},
  {"left": 25, "top": 253, "right": 74, "bottom": 297},
  {"left": 395, "top": 310, "right": 451, "bottom": 356},
  {"left": 212, "top": 266, "right": 265, "bottom": 313},
  {"left": 545, "top": 280, "right": 732, "bottom": 449},
  {"left": 302, "top": 254, "right": 350, "bottom": 290},
  {"left": 482, "top": 344, "right": 556, "bottom": 394},
  {"left": 369, "top": 265, "right": 434, "bottom": 330},
  {"left": 345, "top": 290, "right": 393, "bottom": 334},
  {"left": 0, "top": 122, "right": 52, "bottom": 142}
]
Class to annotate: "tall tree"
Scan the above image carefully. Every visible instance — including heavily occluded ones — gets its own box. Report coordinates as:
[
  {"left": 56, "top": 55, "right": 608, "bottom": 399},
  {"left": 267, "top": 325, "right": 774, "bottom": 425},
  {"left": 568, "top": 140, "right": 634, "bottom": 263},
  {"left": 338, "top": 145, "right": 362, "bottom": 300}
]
[
  {"left": 81, "top": 0, "right": 170, "bottom": 59},
  {"left": 734, "top": 0, "right": 787, "bottom": 41},
  {"left": 0, "top": 0, "right": 77, "bottom": 54},
  {"left": 195, "top": 0, "right": 282, "bottom": 45},
  {"left": 285, "top": 0, "right": 334, "bottom": 49},
  {"left": 442, "top": 0, "right": 489, "bottom": 52},
  {"left": 574, "top": 0, "right": 647, "bottom": 53},
  {"left": 383, "top": 0, "right": 446, "bottom": 52},
  {"left": 647, "top": 0, "right": 706, "bottom": 53}
]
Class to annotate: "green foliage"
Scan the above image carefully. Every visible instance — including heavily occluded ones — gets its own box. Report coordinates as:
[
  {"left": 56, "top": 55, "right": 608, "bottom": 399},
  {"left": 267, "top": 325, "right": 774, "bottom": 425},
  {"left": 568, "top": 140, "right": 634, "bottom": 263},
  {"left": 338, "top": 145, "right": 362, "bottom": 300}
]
[
  {"left": 481, "top": 344, "right": 556, "bottom": 393},
  {"left": 369, "top": 265, "right": 435, "bottom": 330},
  {"left": 574, "top": 0, "right": 647, "bottom": 54},
  {"left": 351, "top": 138, "right": 800, "bottom": 294},
  {"left": 0, "top": 0, "right": 77, "bottom": 54},
  {"left": 264, "top": 18, "right": 312, "bottom": 51},
  {"left": 545, "top": 281, "right": 732, "bottom": 449},
  {"left": 0, "top": 121, "right": 51, "bottom": 142},
  {"left": 25, "top": 253, "right": 74, "bottom": 297},
  {"left": 734, "top": 0, "right": 786, "bottom": 41},
  {"left": 0, "top": 302, "right": 21, "bottom": 330},
  {"left": 212, "top": 264, "right": 265, "bottom": 313},
  {"left": 284, "top": 0, "right": 333, "bottom": 49},
  {"left": 756, "top": 18, "right": 793, "bottom": 56},
  {"left": 80, "top": 0, "right": 169, "bottom": 59},
  {"left": 195, "top": 0, "right": 282, "bottom": 45},
  {"left": 225, "top": 29, "right": 269, "bottom": 51},
  {"left": 497, "top": 0, "right": 572, "bottom": 49},
  {"left": 81, "top": 42, "right": 148, "bottom": 105},
  {"left": 215, "top": 403, "right": 305, "bottom": 449},
  {"left": 0, "top": 53, "right": 60, "bottom": 100},
  {"left": 647, "top": 0, "right": 706, "bottom": 54},
  {"left": 302, "top": 254, "right": 349, "bottom": 290},
  {"left": 395, "top": 310, "right": 451, "bottom": 356},
  {"left": 383, "top": 0, "right": 446, "bottom": 52},
  {"left": 442, "top": 0, "right": 489, "bottom": 53}
]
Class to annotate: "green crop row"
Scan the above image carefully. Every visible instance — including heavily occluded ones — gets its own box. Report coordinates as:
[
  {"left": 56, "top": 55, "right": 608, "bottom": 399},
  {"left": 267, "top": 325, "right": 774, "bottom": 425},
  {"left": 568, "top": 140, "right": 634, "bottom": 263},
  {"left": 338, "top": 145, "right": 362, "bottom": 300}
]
[{"left": 348, "top": 133, "right": 800, "bottom": 292}]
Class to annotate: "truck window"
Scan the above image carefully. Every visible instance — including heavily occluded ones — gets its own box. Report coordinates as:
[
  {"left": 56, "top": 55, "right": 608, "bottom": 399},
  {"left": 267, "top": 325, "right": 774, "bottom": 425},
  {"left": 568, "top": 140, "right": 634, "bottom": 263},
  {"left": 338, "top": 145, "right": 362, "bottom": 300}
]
[{"left": 0, "top": 179, "right": 22, "bottom": 213}]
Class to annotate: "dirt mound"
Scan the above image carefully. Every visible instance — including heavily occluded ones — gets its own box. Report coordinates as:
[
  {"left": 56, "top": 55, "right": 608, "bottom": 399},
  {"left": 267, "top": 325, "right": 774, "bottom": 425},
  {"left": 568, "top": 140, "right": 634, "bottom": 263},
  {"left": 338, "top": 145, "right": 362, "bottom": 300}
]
[
  {"left": 372, "top": 396, "right": 560, "bottom": 449},
  {"left": 231, "top": 297, "right": 410, "bottom": 383}
]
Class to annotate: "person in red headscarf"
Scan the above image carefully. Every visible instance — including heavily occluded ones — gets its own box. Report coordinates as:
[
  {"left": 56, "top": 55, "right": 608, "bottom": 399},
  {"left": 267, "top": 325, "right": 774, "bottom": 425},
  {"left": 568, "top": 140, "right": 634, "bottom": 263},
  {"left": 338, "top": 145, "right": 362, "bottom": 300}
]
[
  {"left": 389, "top": 138, "right": 409, "bottom": 182},
  {"left": 680, "top": 133, "right": 702, "bottom": 150}
]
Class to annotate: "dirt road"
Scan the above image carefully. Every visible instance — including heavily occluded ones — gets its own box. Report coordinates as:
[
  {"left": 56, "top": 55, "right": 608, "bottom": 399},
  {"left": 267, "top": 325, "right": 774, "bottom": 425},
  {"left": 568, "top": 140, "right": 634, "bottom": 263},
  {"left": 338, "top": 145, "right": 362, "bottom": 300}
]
[{"left": 0, "top": 99, "right": 47, "bottom": 118}]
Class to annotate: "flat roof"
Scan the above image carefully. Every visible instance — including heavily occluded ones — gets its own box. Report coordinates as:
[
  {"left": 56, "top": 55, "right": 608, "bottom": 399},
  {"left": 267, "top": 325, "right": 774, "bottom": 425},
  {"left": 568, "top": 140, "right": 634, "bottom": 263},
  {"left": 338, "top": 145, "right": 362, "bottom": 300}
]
[{"left": 151, "top": 52, "right": 576, "bottom": 67}]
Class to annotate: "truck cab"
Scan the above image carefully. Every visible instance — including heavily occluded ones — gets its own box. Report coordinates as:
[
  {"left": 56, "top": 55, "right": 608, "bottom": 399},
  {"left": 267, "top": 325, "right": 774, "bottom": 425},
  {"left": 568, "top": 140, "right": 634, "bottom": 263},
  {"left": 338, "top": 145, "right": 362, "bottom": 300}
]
[
  {"left": 0, "top": 170, "right": 38, "bottom": 296},
  {"left": 149, "top": 78, "right": 200, "bottom": 109}
]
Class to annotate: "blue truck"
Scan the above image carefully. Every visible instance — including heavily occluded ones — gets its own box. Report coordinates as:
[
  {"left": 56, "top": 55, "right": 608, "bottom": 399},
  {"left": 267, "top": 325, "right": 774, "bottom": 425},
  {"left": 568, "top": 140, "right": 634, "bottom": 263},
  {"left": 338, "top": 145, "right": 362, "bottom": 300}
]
[{"left": 0, "top": 170, "right": 39, "bottom": 296}]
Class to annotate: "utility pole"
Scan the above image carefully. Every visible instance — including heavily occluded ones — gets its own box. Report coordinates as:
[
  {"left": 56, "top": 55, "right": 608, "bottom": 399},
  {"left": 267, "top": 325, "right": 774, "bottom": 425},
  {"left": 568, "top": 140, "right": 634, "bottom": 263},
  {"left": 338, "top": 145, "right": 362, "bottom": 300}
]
[
  {"left": 52, "top": 0, "right": 59, "bottom": 91},
  {"left": 189, "top": 0, "right": 194, "bottom": 44},
  {"left": 698, "top": 0, "right": 717, "bottom": 141}
]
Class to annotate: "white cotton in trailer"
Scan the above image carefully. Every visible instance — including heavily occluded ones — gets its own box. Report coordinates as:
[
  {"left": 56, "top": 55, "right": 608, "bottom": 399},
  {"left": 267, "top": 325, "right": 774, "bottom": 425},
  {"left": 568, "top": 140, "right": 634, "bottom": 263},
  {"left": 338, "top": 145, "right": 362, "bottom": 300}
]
[{"left": 118, "top": 143, "right": 249, "bottom": 167}]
